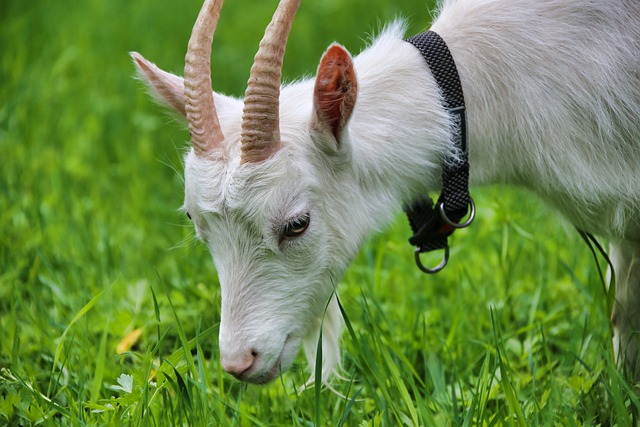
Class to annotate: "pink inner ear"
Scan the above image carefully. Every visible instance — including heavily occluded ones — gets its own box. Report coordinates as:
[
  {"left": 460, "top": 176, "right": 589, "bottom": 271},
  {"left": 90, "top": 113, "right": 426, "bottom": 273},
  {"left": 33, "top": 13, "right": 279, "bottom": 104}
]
[
  {"left": 132, "top": 52, "right": 186, "bottom": 117},
  {"left": 313, "top": 44, "right": 357, "bottom": 140}
]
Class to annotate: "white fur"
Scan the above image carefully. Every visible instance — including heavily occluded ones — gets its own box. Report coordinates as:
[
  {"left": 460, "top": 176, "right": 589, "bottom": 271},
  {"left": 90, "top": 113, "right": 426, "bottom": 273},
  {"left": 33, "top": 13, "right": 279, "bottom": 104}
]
[{"left": 136, "top": 0, "right": 640, "bottom": 383}]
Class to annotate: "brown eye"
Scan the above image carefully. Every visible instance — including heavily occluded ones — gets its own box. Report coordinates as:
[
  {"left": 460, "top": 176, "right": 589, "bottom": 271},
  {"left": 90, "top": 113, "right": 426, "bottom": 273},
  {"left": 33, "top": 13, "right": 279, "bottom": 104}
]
[{"left": 283, "top": 214, "right": 310, "bottom": 239}]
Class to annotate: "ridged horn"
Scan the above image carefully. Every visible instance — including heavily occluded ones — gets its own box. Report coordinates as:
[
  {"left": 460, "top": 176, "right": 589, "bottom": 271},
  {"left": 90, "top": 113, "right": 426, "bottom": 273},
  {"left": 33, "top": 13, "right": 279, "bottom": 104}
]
[
  {"left": 240, "top": 0, "right": 301, "bottom": 164},
  {"left": 184, "top": 0, "right": 225, "bottom": 158}
]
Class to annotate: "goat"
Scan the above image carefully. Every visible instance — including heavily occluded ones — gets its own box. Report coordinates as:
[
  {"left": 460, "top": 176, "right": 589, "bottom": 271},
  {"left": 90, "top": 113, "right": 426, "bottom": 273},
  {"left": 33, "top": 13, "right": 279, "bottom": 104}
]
[{"left": 132, "top": 0, "right": 640, "bottom": 384}]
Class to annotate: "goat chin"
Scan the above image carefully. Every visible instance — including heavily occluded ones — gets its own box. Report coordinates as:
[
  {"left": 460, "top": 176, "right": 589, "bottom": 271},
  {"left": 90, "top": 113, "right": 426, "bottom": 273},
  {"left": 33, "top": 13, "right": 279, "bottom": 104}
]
[{"left": 134, "top": 0, "right": 640, "bottom": 383}]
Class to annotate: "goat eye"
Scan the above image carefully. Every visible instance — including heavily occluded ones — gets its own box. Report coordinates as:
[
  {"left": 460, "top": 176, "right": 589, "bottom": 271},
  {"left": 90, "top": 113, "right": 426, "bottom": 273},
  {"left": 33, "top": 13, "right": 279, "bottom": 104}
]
[
  {"left": 186, "top": 211, "right": 192, "bottom": 221},
  {"left": 283, "top": 214, "right": 310, "bottom": 238}
]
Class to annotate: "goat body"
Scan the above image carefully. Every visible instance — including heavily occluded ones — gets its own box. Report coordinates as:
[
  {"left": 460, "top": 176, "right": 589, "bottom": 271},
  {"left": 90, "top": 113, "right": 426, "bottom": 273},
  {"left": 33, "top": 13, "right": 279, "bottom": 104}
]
[{"left": 134, "top": 0, "right": 640, "bottom": 383}]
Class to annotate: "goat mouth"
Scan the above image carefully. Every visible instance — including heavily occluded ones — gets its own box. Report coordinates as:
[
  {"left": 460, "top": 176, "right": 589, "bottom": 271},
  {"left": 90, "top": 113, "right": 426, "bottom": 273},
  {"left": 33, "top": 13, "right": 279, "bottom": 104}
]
[
  {"left": 243, "top": 334, "right": 292, "bottom": 385},
  {"left": 248, "top": 360, "right": 283, "bottom": 385}
]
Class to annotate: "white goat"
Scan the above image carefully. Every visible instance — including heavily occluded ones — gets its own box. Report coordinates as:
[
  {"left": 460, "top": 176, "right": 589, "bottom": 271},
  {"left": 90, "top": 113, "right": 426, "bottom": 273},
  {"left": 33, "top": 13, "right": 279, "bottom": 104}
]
[{"left": 133, "top": 0, "right": 640, "bottom": 384}]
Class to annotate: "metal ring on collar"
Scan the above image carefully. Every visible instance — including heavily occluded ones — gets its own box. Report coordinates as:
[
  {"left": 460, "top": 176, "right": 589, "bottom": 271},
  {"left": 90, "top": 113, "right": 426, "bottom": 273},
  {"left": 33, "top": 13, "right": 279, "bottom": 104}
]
[
  {"left": 438, "top": 197, "right": 476, "bottom": 229},
  {"left": 414, "top": 245, "right": 450, "bottom": 274}
]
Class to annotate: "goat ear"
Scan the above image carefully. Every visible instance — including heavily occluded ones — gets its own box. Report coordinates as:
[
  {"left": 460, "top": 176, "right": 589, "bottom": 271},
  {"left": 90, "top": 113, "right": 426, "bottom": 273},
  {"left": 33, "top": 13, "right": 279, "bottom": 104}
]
[
  {"left": 131, "top": 52, "right": 186, "bottom": 117},
  {"left": 313, "top": 44, "right": 357, "bottom": 144}
]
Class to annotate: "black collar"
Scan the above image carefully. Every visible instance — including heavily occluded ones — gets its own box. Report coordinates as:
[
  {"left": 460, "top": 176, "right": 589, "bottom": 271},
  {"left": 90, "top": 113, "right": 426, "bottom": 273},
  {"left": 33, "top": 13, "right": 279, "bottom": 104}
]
[{"left": 403, "top": 31, "right": 475, "bottom": 273}]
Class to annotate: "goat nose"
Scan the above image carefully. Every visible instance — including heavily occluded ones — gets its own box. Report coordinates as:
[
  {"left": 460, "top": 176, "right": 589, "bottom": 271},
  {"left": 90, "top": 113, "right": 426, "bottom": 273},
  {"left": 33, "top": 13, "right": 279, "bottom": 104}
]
[{"left": 221, "top": 350, "right": 257, "bottom": 379}]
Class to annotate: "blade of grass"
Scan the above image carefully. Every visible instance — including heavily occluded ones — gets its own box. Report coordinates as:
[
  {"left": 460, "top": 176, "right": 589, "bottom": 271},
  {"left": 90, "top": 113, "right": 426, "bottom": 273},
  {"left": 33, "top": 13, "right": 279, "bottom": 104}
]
[
  {"left": 490, "top": 309, "right": 526, "bottom": 427},
  {"left": 155, "top": 270, "right": 196, "bottom": 377},
  {"left": 314, "top": 324, "right": 323, "bottom": 427},
  {"left": 89, "top": 313, "right": 110, "bottom": 401},
  {"left": 48, "top": 280, "right": 115, "bottom": 397}
]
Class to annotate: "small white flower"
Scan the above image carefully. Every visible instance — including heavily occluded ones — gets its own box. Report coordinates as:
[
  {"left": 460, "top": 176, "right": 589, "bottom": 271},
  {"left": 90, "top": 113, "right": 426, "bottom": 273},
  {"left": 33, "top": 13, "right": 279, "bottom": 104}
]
[{"left": 110, "top": 373, "right": 134, "bottom": 393}]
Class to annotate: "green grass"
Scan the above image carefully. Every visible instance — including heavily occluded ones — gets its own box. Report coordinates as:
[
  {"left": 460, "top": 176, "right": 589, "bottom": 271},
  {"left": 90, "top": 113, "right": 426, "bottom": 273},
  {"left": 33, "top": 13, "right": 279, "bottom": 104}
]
[{"left": 1, "top": 0, "right": 639, "bottom": 425}]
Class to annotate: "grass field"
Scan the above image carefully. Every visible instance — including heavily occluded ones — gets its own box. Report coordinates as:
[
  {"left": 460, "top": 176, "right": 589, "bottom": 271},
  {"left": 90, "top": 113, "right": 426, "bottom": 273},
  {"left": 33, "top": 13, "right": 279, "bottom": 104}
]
[{"left": 1, "top": 0, "right": 639, "bottom": 425}]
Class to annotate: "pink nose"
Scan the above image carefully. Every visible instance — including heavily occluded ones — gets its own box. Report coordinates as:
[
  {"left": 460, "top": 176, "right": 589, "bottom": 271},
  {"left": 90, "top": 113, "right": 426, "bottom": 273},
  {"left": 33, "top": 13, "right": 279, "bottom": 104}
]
[{"left": 221, "top": 350, "right": 257, "bottom": 379}]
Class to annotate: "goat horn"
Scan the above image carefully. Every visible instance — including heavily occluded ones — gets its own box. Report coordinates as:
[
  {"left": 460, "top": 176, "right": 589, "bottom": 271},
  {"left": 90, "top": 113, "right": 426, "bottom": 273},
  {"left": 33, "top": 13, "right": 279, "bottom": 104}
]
[
  {"left": 184, "top": 0, "right": 225, "bottom": 158},
  {"left": 240, "top": 0, "right": 301, "bottom": 164}
]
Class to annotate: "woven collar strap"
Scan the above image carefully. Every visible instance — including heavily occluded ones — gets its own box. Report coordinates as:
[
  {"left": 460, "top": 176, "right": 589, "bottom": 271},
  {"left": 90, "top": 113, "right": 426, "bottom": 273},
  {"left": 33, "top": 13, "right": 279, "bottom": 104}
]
[{"left": 403, "top": 31, "right": 475, "bottom": 274}]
